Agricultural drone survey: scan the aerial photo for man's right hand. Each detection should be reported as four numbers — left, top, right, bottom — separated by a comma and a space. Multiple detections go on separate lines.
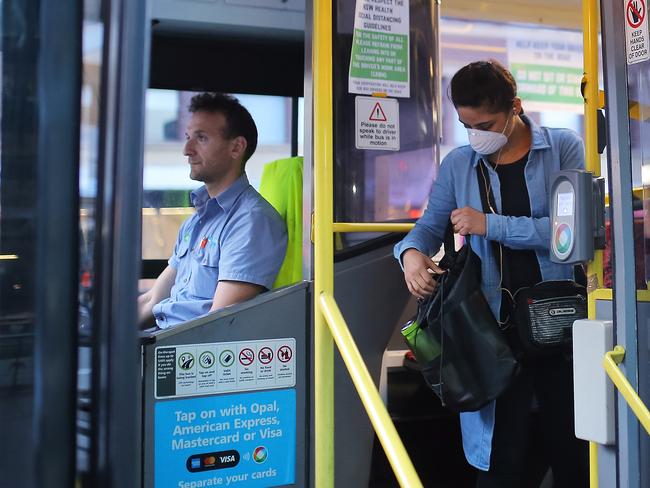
138, 291, 154, 326
402, 248, 445, 299
136, 265, 177, 328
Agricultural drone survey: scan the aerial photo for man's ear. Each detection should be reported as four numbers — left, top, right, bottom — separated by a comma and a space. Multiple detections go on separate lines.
231, 136, 248, 161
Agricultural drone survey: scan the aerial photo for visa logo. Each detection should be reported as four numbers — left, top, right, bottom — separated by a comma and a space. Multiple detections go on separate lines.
220, 455, 236, 463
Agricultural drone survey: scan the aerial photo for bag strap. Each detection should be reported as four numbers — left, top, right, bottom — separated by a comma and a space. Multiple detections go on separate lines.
476, 160, 513, 293
437, 221, 457, 271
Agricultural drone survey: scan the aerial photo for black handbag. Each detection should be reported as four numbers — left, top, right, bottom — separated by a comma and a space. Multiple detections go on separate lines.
512, 280, 587, 355
401, 223, 519, 413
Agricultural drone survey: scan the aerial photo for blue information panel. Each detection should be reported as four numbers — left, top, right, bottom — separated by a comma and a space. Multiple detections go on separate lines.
155, 389, 296, 487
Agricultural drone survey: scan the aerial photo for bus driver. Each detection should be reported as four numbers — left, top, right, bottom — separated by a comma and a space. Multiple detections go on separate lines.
138, 93, 287, 329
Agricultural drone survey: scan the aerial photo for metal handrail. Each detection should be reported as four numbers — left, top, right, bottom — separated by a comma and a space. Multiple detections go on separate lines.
603, 346, 650, 436
319, 293, 423, 488
583, 0, 603, 291
332, 223, 415, 233
582, 1, 602, 486
312, 0, 335, 484
312, 0, 423, 485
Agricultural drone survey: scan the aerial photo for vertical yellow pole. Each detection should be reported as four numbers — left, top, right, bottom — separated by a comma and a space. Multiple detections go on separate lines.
583, 1, 601, 487
589, 440, 599, 488
583, 0, 603, 290
313, 0, 335, 486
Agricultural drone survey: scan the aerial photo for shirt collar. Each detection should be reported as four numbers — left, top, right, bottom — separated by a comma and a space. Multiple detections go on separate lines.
471, 114, 551, 167
190, 173, 250, 211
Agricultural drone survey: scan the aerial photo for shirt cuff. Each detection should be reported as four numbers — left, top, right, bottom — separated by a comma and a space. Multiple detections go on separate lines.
485, 213, 504, 242
394, 241, 425, 270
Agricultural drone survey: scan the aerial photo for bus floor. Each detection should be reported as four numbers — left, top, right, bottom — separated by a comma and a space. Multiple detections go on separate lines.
369, 368, 554, 488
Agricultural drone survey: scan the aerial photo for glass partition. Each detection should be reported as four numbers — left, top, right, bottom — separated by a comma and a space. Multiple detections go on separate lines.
0, 1, 40, 485
142, 90, 303, 261
332, 12, 602, 251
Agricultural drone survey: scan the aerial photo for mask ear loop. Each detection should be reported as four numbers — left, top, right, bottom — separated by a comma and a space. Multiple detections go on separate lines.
483, 111, 514, 202
479, 160, 514, 329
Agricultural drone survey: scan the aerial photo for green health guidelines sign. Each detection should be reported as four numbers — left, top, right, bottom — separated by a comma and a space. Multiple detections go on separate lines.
349, 0, 410, 98
349, 30, 409, 83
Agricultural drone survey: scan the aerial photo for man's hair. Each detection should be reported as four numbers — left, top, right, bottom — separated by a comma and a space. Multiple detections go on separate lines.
449, 60, 517, 114
189, 93, 258, 164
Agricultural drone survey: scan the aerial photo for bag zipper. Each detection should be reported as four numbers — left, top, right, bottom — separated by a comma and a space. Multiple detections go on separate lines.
528, 295, 585, 305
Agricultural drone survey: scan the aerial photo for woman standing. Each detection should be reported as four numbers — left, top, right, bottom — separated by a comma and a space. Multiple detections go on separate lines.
394, 61, 588, 487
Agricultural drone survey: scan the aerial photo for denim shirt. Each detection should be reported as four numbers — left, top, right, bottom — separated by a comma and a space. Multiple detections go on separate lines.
153, 174, 287, 329
394, 116, 585, 470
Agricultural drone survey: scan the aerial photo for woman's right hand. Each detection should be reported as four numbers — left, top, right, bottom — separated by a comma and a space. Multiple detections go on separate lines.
402, 248, 446, 299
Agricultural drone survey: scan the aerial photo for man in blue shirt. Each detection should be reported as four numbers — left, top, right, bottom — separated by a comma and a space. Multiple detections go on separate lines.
138, 93, 287, 329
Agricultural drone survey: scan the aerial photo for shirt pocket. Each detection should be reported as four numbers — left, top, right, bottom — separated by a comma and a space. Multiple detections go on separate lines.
176, 240, 190, 259
188, 246, 220, 299
170, 240, 190, 269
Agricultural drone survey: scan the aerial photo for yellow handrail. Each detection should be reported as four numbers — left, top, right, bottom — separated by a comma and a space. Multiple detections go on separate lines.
319, 292, 424, 488
603, 346, 650, 435
589, 442, 598, 488
582, 0, 603, 292
332, 223, 415, 233
582, 2, 601, 485
313, 0, 335, 485
312, 0, 424, 484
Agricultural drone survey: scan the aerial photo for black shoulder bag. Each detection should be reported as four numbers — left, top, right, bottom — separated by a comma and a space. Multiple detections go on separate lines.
401, 222, 519, 413
476, 159, 587, 356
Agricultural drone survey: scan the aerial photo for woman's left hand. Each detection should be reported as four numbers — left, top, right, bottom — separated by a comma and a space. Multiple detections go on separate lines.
450, 207, 486, 236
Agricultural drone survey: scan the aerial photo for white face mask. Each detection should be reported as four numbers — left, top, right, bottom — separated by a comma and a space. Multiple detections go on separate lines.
467, 114, 512, 155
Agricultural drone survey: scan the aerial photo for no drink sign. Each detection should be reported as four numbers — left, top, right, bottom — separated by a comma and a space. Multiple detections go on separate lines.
625, 0, 649, 64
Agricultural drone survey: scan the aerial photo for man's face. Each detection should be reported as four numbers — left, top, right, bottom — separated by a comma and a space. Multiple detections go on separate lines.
183, 111, 244, 184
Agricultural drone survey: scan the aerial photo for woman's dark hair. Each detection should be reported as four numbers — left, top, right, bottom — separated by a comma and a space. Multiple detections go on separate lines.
449, 60, 517, 114
189, 92, 258, 163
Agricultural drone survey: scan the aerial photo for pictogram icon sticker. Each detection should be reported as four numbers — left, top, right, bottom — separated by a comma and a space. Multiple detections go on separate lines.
278, 345, 293, 363
178, 352, 195, 370
239, 348, 254, 366
199, 351, 215, 368
258, 347, 274, 365
627, 0, 646, 29
219, 349, 235, 367
369, 102, 387, 121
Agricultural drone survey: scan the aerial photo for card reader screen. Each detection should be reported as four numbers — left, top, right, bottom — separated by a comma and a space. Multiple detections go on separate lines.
557, 192, 574, 216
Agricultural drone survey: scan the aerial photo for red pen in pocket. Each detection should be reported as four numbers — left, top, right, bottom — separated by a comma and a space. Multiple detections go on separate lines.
200, 237, 208, 249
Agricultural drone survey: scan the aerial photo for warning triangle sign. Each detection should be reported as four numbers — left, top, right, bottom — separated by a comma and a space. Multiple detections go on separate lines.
369, 102, 387, 122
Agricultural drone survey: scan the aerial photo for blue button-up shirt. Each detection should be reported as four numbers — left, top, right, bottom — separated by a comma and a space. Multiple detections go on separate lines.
394, 116, 585, 470
153, 174, 287, 329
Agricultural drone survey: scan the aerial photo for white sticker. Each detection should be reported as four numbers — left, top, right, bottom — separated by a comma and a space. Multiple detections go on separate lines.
155, 338, 296, 399
355, 96, 400, 151
348, 0, 410, 98
625, 0, 650, 64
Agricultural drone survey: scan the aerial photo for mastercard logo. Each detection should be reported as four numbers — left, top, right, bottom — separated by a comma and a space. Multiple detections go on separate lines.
203, 456, 216, 466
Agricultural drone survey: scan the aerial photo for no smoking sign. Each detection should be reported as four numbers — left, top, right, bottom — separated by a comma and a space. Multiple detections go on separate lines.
625, 0, 650, 64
